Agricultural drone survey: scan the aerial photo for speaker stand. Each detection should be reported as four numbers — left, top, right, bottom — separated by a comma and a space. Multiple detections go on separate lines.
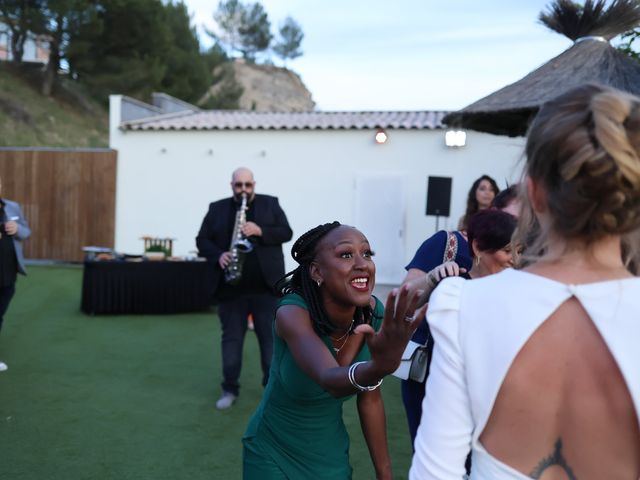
435, 215, 440, 232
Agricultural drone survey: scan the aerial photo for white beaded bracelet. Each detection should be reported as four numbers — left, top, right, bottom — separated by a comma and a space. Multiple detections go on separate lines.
348, 361, 383, 392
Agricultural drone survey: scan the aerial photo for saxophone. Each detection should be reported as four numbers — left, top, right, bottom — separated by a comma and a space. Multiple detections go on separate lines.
224, 193, 254, 285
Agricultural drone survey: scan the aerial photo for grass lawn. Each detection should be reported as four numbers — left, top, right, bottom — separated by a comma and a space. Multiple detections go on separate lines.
0, 266, 414, 479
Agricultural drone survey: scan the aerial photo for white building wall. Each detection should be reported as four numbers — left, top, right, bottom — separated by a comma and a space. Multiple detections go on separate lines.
110, 96, 525, 283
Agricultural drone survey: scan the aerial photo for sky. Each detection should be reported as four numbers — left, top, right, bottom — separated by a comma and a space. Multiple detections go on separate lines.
182, 1, 609, 112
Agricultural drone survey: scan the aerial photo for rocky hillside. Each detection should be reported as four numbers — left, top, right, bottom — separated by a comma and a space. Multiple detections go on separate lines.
203, 60, 315, 112
0, 64, 109, 148
0, 60, 315, 148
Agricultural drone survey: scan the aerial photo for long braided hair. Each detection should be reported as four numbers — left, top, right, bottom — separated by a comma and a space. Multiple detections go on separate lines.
275, 221, 378, 337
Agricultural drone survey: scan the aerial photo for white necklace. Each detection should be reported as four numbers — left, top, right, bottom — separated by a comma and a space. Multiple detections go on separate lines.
331, 318, 355, 353
332, 336, 349, 353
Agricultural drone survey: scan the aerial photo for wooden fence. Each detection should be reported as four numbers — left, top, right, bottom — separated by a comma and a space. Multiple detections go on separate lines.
0, 148, 117, 262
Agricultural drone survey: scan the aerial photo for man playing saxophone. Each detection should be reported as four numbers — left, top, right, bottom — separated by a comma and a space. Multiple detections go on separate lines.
197, 167, 293, 410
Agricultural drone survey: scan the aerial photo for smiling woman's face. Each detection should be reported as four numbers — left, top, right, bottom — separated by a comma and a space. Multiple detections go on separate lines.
311, 225, 376, 308
479, 244, 515, 275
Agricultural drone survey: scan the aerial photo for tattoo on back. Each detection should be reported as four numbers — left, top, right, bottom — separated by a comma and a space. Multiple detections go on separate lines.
530, 439, 577, 479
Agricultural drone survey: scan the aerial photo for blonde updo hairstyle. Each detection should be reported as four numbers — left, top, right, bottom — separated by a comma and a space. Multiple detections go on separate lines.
515, 84, 640, 273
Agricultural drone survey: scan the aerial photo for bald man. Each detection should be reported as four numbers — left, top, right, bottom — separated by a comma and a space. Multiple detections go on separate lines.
197, 167, 292, 410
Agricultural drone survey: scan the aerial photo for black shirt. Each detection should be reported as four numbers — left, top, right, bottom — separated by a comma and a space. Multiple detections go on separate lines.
0, 200, 18, 287
216, 197, 270, 300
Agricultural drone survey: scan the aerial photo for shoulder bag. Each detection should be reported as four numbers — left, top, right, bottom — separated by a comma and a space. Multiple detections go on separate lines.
392, 232, 457, 383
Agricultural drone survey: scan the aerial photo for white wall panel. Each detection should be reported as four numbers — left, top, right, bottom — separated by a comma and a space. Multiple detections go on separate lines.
110, 96, 524, 282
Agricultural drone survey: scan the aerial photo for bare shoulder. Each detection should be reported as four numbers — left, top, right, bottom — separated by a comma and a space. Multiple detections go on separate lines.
275, 304, 315, 339
524, 263, 636, 283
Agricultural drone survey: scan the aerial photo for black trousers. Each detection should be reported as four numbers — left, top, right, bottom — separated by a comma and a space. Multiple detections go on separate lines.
0, 284, 16, 332
217, 292, 276, 396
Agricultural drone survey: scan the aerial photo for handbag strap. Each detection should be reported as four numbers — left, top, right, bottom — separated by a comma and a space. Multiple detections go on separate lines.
442, 231, 458, 264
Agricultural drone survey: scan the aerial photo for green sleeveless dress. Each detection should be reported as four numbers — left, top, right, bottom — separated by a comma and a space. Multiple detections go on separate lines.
242, 293, 384, 479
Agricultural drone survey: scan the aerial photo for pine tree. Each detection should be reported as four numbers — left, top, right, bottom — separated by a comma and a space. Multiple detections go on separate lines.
208, 0, 272, 61
160, 1, 212, 103
237, 2, 271, 61
207, 0, 244, 57
273, 16, 303, 65
65, 0, 171, 101
40, 0, 97, 96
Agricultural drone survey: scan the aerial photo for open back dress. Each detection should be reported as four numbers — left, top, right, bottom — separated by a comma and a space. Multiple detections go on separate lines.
410, 268, 640, 479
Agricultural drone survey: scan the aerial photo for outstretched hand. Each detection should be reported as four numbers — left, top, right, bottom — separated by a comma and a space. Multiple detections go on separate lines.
354, 286, 427, 377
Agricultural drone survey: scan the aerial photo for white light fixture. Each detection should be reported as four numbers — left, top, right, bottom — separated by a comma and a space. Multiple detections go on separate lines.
374, 128, 388, 144
445, 130, 466, 148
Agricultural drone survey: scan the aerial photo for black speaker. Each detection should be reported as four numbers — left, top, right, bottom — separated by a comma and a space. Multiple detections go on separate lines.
426, 176, 452, 217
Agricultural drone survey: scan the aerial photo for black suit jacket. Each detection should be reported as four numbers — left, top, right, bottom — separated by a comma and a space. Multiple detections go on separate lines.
196, 194, 293, 298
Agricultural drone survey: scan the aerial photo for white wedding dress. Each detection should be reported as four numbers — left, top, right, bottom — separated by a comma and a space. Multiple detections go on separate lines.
409, 268, 640, 479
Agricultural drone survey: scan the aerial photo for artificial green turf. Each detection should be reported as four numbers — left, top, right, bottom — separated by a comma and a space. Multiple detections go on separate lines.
0, 266, 414, 479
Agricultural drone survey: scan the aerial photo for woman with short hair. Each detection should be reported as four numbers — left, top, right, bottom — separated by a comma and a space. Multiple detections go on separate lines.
401, 208, 518, 448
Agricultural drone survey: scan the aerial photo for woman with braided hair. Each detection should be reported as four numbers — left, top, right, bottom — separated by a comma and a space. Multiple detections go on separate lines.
243, 222, 424, 479
411, 83, 640, 479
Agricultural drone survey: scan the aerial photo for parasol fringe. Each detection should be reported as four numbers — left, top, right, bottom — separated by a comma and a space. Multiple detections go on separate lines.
539, 0, 640, 41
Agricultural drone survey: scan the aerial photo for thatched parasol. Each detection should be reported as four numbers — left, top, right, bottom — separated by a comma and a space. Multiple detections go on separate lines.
443, 0, 640, 137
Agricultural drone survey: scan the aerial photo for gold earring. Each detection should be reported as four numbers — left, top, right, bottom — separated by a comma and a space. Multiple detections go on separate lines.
316, 279, 322, 287
475, 255, 481, 267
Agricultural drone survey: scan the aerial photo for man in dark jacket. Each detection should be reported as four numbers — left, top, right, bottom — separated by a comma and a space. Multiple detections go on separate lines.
0, 176, 31, 372
196, 167, 292, 410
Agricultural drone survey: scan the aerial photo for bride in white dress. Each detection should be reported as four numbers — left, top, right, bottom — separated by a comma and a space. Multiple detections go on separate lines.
410, 84, 640, 479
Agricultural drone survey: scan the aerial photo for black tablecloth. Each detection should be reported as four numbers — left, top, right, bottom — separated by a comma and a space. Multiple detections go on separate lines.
81, 260, 214, 314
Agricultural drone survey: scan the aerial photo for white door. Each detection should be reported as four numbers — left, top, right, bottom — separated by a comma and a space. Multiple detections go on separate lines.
354, 173, 406, 285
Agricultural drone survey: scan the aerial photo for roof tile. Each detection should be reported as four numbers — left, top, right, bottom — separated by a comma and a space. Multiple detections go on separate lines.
121, 110, 448, 131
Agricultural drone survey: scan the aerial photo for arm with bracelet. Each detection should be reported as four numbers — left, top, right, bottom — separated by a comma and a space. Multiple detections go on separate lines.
242, 223, 426, 480
277, 285, 425, 397
399, 230, 472, 448
403, 231, 470, 307
410, 260, 468, 307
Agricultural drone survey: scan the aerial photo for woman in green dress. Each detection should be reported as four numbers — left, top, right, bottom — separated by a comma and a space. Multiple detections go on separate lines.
243, 222, 424, 479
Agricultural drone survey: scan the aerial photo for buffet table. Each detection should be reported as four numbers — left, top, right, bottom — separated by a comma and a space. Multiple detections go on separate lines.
81, 260, 214, 314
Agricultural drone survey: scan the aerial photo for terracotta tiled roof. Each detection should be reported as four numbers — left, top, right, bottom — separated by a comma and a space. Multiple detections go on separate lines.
121, 110, 448, 131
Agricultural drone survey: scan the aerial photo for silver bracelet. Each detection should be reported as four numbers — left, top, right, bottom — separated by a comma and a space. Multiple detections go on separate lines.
348, 361, 383, 392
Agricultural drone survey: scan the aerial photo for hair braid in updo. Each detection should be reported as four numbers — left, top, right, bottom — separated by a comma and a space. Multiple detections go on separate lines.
275, 221, 378, 336
516, 83, 640, 272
